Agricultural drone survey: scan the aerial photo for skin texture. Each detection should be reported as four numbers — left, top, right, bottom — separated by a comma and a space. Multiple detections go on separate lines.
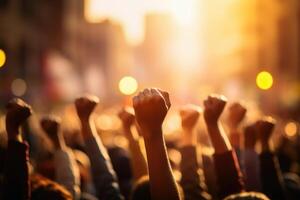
118, 107, 148, 181
6, 98, 32, 142
179, 104, 202, 146
203, 95, 232, 154
4, 98, 32, 200
40, 116, 65, 149
75, 95, 124, 200
133, 88, 181, 200
255, 117, 276, 152
226, 102, 247, 148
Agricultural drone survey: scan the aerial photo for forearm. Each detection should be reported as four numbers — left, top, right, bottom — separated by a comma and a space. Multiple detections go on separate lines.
3, 140, 30, 200
125, 130, 148, 181
206, 122, 231, 154
81, 120, 124, 200
144, 128, 181, 200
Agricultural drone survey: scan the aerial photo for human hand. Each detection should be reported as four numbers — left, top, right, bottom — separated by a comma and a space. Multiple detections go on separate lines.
203, 95, 227, 126
118, 107, 135, 132
133, 88, 171, 139
227, 102, 247, 130
5, 98, 32, 141
75, 95, 99, 122
40, 115, 63, 148
179, 104, 202, 132
255, 117, 276, 146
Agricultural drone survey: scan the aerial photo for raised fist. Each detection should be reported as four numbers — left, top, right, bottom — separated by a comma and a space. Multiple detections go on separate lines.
118, 107, 135, 131
227, 102, 247, 129
179, 104, 202, 131
244, 123, 257, 149
75, 95, 99, 120
203, 95, 227, 125
133, 88, 171, 138
6, 98, 32, 140
255, 117, 276, 144
40, 115, 62, 146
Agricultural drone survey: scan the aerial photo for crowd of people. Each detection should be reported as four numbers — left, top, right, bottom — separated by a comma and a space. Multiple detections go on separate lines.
0, 88, 299, 200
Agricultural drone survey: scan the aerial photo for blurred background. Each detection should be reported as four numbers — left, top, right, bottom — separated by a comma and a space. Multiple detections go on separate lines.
0, 0, 299, 137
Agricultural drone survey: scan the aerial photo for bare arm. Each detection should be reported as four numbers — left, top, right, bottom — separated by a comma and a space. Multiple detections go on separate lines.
133, 88, 181, 200
203, 95, 244, 198
118, 107, 148, 181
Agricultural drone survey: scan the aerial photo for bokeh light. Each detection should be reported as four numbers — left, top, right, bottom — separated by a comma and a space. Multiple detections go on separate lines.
284, 122, 298, 137
256, 71, 273, 90
119, 76, 138, 95
0, 49, 6, 68
11, 78, 27, 96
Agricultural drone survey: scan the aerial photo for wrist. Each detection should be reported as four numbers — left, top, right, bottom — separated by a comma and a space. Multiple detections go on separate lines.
181, 130, 196, 146
142, 126, 163, 141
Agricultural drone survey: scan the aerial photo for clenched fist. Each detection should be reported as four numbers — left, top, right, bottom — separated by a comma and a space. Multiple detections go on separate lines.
203, 95, 227, 125
256, 117, 276, 145
6, 98, 32, 140
75, 95, 99, 121
227, 102, 247, 129
133, 88, 171, 138
40, 115, 63, 148
179, 104, 201, 132
118, 107, 135, 131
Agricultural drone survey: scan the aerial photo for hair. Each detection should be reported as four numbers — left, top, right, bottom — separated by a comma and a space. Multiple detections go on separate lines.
108, 146, 133, 199
131, 175, 184, 200
131, 176, 151, 200
30, 174, 73, 200
224, 192, 270, 200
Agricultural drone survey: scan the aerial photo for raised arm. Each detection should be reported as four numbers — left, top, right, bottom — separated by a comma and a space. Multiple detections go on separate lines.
226, 102, 247, 150
256, 118, 287, 200
3, 98, 32, 200
133, 88, 181, 200
243, 123, 262, 192
75, 95, 124, 200
118, 107, 148, 181
203, 95, 244, 198
179, 105, 212, 200
41, 115, 81, 199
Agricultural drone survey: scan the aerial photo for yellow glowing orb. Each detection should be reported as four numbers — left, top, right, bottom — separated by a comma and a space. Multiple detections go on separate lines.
256, 71, 273, 90
284, 122, 298, 137
119, 76, 138, 95
0, 49, 6, 68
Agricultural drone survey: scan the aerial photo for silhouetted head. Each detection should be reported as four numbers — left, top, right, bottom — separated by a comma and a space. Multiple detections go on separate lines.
131, 176, 151, 200
224, 192, 270, 200
30, 174, 72, 200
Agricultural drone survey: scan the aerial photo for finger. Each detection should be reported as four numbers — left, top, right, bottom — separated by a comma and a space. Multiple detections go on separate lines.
157, 89, 171, 108
151, 88, 164, 104
133, 96, 139, 108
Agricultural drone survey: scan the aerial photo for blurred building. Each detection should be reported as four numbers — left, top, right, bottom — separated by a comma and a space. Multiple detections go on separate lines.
0, 0, 131, 108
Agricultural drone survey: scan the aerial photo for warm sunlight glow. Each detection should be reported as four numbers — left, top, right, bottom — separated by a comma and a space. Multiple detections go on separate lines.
256, 71, 273, 90
84, 0, 198, 45
0, 49, 6, 68
285, 122, 298, 137
170, 0, 197, 27
119, 76, 138, 95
